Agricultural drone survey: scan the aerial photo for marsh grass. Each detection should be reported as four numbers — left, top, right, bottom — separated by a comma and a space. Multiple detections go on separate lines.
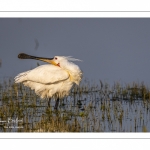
0, 78, 150, 132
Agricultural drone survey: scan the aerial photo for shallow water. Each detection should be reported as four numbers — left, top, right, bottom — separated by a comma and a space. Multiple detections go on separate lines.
0, 81, 150, 132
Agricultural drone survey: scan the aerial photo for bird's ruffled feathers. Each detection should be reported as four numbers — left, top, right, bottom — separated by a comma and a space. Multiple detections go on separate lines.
63, 56, 82, 62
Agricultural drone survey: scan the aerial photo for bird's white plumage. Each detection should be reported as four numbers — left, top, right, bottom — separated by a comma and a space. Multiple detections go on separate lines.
15, 64, 69, 84
15, 56, 82, 100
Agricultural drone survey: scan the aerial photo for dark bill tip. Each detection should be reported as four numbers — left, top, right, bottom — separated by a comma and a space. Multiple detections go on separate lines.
18, 53, 30, 59
18, 53, 54, 61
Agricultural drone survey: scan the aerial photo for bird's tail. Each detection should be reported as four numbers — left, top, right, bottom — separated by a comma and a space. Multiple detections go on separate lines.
14, 71, 30, 83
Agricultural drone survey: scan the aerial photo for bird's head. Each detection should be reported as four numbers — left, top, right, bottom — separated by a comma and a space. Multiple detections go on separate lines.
51, 56, 67, 67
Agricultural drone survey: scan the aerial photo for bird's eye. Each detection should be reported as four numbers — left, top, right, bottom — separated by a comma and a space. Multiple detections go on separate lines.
55, 57, 57, 60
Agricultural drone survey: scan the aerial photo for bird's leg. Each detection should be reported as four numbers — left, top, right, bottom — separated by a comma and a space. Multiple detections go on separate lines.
48, 98, 51, 107
54, 98, 59, 110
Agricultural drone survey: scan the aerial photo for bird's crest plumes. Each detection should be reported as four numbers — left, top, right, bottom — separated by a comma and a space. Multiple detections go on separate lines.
63, 56, 82, 62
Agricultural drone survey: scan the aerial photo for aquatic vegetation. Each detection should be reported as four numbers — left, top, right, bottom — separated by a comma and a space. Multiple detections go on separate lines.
0, 78, 150, 132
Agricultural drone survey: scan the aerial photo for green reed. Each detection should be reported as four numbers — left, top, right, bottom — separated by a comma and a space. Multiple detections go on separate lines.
0, 78, 150, 132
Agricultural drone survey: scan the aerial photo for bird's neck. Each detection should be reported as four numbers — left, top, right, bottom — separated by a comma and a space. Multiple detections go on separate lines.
61, 62, 82, 85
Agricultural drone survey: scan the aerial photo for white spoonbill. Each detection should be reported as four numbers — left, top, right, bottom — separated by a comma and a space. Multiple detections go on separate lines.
15, 53, 82, 110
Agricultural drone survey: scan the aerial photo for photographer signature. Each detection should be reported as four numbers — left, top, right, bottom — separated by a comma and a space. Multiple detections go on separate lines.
0, 117, 23, 128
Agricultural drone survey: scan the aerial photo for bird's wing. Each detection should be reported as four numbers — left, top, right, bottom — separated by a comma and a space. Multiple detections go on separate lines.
15, 64, 69, 84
